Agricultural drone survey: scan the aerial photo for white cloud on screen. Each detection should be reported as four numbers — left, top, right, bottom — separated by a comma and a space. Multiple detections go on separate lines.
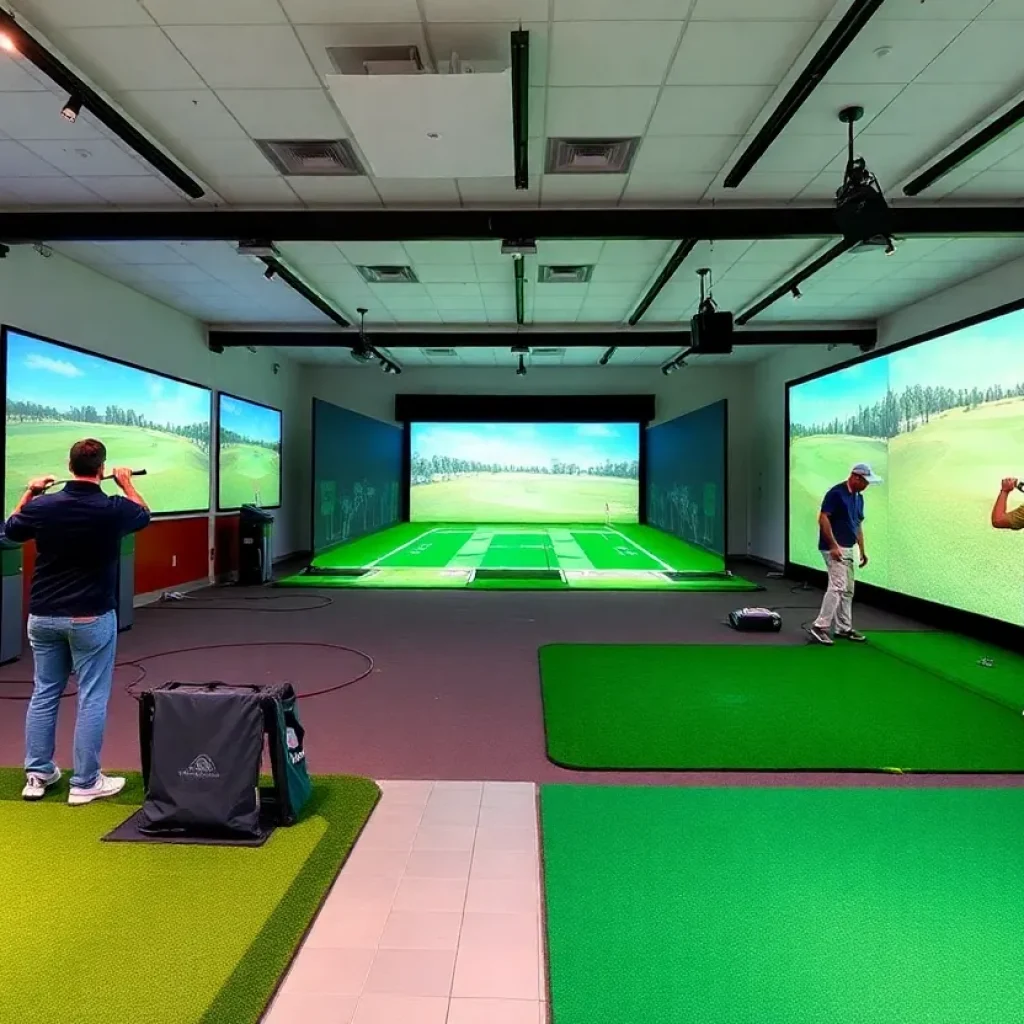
576, 424, 614, 437
24, 354, 82, 378
415, 427, 610, 469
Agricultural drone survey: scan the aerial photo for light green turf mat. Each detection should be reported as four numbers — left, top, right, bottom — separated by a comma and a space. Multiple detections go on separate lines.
539, 639, 1024, 772
541, 785, 1024, 1024
0, 768, 378, 1024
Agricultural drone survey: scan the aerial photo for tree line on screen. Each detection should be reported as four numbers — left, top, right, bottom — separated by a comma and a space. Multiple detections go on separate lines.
220, 427, 281, 453
791, 381, 1024, 440
6, 400, 210, 451
410, 453, 639, 482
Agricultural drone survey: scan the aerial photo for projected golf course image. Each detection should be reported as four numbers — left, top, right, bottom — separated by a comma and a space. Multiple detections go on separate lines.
789, 309, 1024, 626
218, 394, 281, 509
410, 422, 640, 522
4, 330, 210, 515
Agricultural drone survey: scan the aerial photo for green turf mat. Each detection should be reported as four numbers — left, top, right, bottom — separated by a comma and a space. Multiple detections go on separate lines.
869, 631, 1024, 712
539, 643, 1024, 772
612, 523, 726, 571
541, 785, 1024, 1024
376, 529, 473, 567
570, 530, 662, 570
311, 522, 427, 568
0, 768, 378, 1024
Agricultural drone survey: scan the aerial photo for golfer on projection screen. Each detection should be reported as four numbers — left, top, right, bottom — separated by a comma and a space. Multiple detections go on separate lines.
807, 463, 880, 646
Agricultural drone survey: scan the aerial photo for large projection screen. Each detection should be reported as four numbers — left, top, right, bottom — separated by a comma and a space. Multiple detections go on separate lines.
4, 327, 211, 516
217, 393, 282, 510
787, 304, 1024, 626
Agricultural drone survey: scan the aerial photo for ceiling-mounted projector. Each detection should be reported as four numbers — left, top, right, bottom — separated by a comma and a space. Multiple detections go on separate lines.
833, 106, 892, 245
688, 267, 733, 355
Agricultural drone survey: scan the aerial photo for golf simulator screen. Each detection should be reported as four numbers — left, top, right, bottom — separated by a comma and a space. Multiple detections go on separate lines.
788, 304, 1024, 626
4, 328, 211, 515
217, 394, 282, 510
409, 421, 640, 523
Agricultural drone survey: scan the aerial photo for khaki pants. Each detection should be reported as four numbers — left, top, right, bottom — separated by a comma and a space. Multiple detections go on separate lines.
813, 547, 854, 633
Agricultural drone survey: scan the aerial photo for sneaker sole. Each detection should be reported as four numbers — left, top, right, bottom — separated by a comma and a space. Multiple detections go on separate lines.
22, 770, 61, 801
68, 782, 126, 806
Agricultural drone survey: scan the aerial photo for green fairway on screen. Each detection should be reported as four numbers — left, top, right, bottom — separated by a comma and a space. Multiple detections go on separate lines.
409, 422, 640, 523
218, 394, 281, 509
788, 306, 1024, 626
4, 330, 211, 516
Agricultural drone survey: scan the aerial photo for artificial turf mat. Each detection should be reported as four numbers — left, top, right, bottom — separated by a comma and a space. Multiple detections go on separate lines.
539, 639, 1024, 772
540, 785, 1024, 1024
0, 768, 379, 1024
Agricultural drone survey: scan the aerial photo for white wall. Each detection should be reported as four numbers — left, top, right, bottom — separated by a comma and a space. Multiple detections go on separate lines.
303, 361, 756, 553
0, 247, 307, 557
750, 256, 1024, 566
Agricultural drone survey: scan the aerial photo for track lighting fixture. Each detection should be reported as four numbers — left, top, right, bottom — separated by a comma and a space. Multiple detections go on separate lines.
884, 239, 896, 256
0, 32, 17, 54
0, 243, 9, 259
33, 243, 52, 258
60, 93, 82, 123
661, 348, 690, 376
791, 285, 802, 300
263, 265, 276, 281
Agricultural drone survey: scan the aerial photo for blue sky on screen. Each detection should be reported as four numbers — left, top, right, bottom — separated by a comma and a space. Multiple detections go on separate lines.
411, 422, 639, 468
6, 331, 209, 426
790, 356, 890, 426
220, 394, 281, 443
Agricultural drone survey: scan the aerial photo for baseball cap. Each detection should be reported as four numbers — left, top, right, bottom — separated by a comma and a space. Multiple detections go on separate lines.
851, 462, 882, 483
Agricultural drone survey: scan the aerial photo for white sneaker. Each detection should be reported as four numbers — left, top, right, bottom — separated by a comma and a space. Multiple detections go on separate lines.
68, 774, 126, 806
22, 767, 61, 801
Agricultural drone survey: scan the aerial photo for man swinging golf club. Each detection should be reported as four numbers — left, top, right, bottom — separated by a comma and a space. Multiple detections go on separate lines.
2, 439, 150, 804
807, 463, 880, 646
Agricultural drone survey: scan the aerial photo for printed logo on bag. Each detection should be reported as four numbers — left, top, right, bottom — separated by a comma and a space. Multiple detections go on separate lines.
179, 754, 220, 779
286, 727, 299, 750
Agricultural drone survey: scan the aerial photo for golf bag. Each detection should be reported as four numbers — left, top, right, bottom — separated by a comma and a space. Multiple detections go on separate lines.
138, 682, 313, 838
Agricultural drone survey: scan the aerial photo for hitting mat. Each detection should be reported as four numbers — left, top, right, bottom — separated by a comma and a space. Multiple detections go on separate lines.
0, 768, 379, 1024
541, 785, 1024, 1024
539, 637, 1024, 772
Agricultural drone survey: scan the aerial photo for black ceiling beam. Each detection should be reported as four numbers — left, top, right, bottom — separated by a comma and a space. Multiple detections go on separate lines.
514, 256, 525, 325
903, 95, 1024, 197
261, 255, 350, 327
208, 327, 876, 351
724, 0, 886, 189
0, 10, 204, 200
628, 238, 699, 326
736, 238, 856, 325
7, 206, 1024, 243
511, 30, 530, 190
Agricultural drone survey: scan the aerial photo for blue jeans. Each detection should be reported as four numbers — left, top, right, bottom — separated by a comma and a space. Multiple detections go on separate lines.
25, 612, 118, 789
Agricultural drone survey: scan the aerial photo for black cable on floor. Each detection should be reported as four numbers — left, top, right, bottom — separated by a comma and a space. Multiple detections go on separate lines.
146, 591, 334, 613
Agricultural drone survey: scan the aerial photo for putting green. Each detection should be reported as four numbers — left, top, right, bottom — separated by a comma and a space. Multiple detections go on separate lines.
541, 785, 1024, 1024
0, 769, 378, 1024
539, 636, 1024, 772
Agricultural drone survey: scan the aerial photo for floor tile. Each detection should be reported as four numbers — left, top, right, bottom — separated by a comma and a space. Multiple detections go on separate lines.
452, 943, 541, 1000
264, 991, 358, 1023
369, 803, 426, 827
305, 903, 391, 949
461, 912, 539, 950
363, 948, 457, 997
465, 876, 540, 915
404, 849, 473, 879
377, 780, 434, 806
358, 819, 421, 852
470, 848, 539, 882
478, 803, 538, 831
393, 875, 468, 913
279, 948, 376, 997
412, 825, 477, 852
482, 782, 534, 805
325, 875, 400, 908
447, 998, 544, 1024
432, 780, 483, 796
473, 826, 537, 853
351, 994, 449, 1024
340, 847, 410, 880
420, 800, 482, 827
379, 909, 462, 950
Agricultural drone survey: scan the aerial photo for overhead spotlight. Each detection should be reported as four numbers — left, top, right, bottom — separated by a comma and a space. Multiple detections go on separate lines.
0, 243, 9, 259
791, 285, 802, 300
263, 265, 277, 281
351, 307, 374, 364
33, 242, 52, 258
0, 32, 18, 55
884, 238, 897, 256
661, 353, 688, 376
60, 94, 82, 124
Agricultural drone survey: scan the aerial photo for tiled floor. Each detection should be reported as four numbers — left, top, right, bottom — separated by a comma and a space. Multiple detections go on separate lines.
265, 780, 547, 1024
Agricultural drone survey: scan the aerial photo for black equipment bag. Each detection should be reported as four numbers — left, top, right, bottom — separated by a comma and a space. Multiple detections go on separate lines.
139, 681, 313, 837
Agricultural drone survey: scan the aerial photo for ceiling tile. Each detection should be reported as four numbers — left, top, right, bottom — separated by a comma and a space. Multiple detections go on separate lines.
217, 89, 347, 139
864, 83, 1012, 137
376, 178, 461, 205
177, 139, 279, 178
62, 28, 205, 90
336, 241, 410, 264
0, 59, 48, 92
89, 241, 188, 264
21, 138, 148, 176
294, 23, 430, 78
692, 0, 835, 16
426, 22, 549, 83
536, 240, 605, 263
540, 174, 627, 204
0, 90, 107, 140
528, 86, 546, 138
601, 240, 672, 264
781, 83, 905, 136
457, 177, 541, 206
279, 242, 347, 264
142, 0, 288, 23
747, 133, 844, 173
287, 177, 382, 204
555, 0, 690, 17
950, 171, 1024, 199
405, 241, 476, 264
413, 264, 478, 283
79, 175, 185, 203
280, 0, 420, 21
710, 170, 815, 200
1, 177, 104, 204
647, 85, 773, 136
546, 87, 659, 137
826, 19, 967, 85
15, 0, 155, 27
422, 0, 548, 20
980, 0, 1024, 16
916, 21, 1024, 84
473, 262, 513, 283
121, 89, 248, 140
472, 241, 507, 264
164, 26, 320, 89
632, 135, 740, 176
590, 263, 660, 284
668, 21, 819, 86
209, 177, 300, 204
550, 21, 683, 87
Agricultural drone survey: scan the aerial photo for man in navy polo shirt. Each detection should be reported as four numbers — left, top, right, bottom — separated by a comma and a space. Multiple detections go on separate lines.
3, 439, 150, 804
807, 462, 879, 646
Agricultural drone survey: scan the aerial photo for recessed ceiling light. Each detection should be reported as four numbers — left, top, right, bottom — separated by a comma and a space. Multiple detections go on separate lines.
426, 132, 441, 140
874, 45, 892, 59
0, 33, 18, 54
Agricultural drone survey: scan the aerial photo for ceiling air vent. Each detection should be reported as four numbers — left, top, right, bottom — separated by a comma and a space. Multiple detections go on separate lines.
422, 348, 458, 357
546, 137, 640, 175
538, 265, 593, 284
356, 265, 419, 284
256, 139, 363, 177
530, 348, 565, 357
327, 45, 426, 76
